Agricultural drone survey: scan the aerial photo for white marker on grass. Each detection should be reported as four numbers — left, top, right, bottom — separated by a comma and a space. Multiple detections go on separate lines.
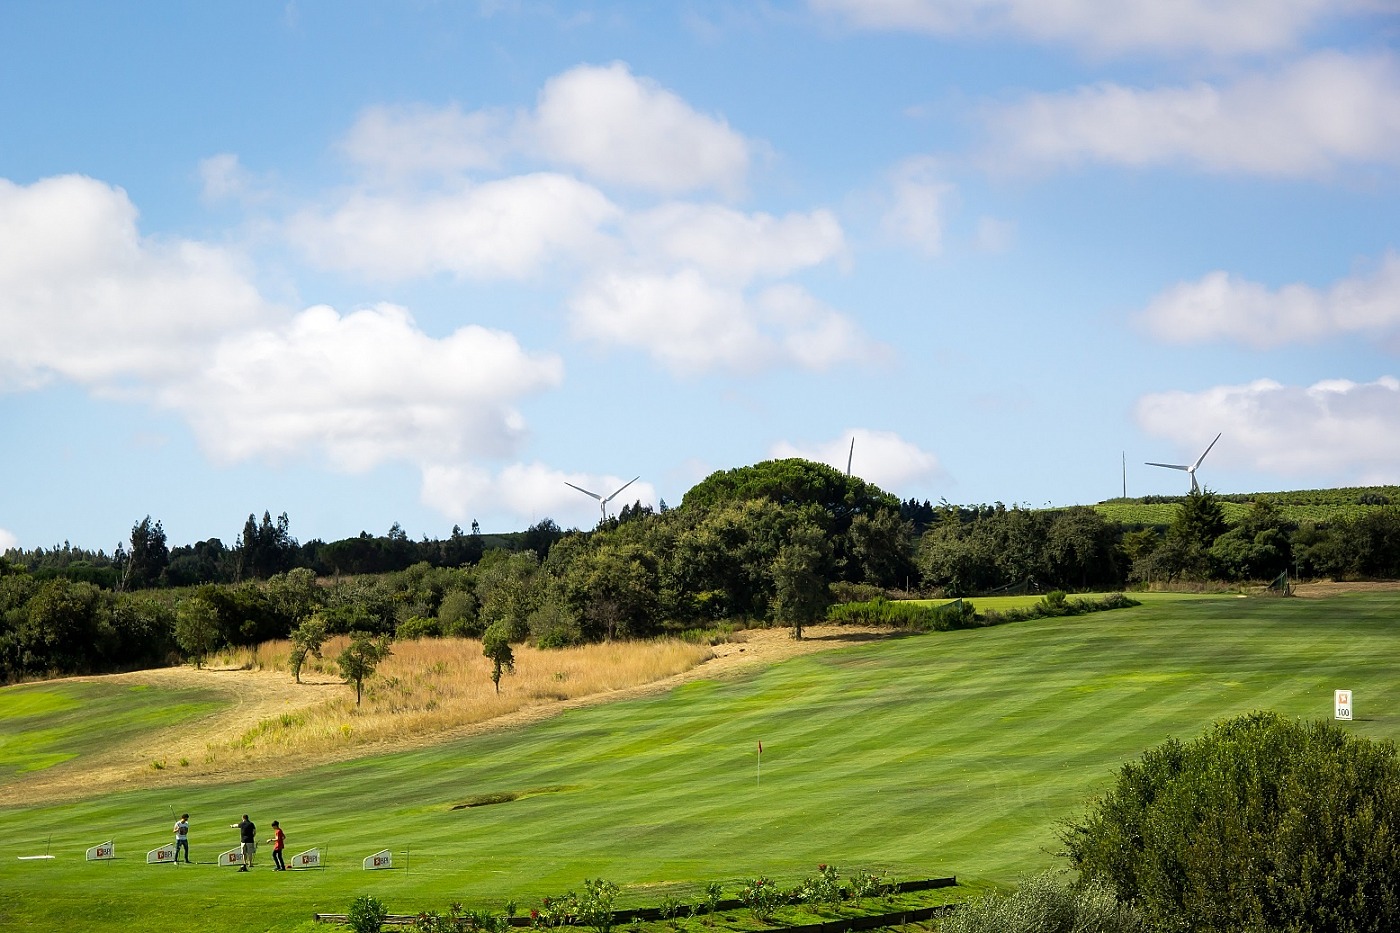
1336, 690, 1353, 721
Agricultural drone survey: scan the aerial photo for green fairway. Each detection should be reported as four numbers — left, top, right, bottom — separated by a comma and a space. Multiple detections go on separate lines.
0, 680, 224, 779
2, 593, 1398, 932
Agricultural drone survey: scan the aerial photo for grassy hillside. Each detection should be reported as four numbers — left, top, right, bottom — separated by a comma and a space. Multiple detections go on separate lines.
3, 591, 1399, 932
1093, 484, 1399, 527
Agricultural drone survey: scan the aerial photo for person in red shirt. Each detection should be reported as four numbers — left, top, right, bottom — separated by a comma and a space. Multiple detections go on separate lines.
266, 820, 286, 871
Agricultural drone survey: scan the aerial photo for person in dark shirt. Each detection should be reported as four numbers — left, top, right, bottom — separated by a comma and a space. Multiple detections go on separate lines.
230, 815, 256, 870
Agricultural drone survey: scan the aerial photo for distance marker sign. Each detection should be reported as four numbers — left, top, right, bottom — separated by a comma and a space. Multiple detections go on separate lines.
1336, 690, 1353, 720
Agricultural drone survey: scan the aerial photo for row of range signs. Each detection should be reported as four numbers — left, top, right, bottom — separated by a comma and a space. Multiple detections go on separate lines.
81, 844, 395, 868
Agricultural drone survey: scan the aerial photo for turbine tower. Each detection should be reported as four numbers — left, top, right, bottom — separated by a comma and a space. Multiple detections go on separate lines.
1146, 433, 1221, 494
565, 475, 640, 522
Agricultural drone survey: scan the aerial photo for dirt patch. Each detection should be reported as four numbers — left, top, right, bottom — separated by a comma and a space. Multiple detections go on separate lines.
5, 624, 896, 806
1291, 580, 1400, 598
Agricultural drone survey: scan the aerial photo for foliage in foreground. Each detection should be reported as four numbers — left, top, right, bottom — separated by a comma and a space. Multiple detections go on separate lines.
937, 873, 1142, 933
1063, 711, 1400, 933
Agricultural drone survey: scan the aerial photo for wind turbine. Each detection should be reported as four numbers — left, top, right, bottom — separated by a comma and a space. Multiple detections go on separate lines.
1146, 433, 1221, 494
565, 475, 640, 522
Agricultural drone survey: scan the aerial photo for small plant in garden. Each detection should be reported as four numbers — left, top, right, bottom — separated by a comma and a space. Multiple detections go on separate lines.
796, 863, 843, 908
530, 895, 570, 929
576, 878, 620, 933
347, 894, 390, 933
658, 896, 683, 930
413, 902, 511, 933
848, 869, 887, 905
737, 877, 785, 922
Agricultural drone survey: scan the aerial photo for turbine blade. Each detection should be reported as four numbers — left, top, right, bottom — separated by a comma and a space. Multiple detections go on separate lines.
603, 475, 640, 504
564, 481, 602, 501
1145, 462, 1189, 471
1192, 433, 1222, 471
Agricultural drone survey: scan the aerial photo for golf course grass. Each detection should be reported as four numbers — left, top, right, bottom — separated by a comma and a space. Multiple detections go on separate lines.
2, 591, 1398, 932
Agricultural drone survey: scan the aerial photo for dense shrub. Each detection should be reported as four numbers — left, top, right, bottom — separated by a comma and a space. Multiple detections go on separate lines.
827, 596, 977, 631
1063, 711, 1400, 933
939, 873, 1142, 933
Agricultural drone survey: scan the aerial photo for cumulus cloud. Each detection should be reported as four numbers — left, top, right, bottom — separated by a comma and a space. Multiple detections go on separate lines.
770, 428, 945, 492
1139, 252, 1400, 347
1135, 377, 1400, 482
421, 462, 659, 528
570, 271, 879, 373
0, 174, 570, 514
334, 63, 750, 196
0, 528, 18, 552
288, 173, 619, 280
811, 0, 1347, 56
983, 52, 1400, 177
164, 303, 563, 471
0, 175, 272, 391
528, 62, 751, 196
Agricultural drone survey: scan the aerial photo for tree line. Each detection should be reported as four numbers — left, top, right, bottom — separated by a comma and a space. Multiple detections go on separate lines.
3, 460, 1398, 682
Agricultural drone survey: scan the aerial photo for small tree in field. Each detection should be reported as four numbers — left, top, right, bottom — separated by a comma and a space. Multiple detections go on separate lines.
482, 621, 515, 694
288, 614, 328, 684
336, 632, 392, 706
1063, 710, 1400, 933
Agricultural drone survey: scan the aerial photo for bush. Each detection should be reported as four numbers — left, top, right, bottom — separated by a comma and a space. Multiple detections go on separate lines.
396, 615, 441, 640
1063, 711, 1400, 933
347, 894, 390, 933
939, 873, 1142, 933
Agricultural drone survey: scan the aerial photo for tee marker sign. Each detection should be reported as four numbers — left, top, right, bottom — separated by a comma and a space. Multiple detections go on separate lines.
363, 848, 392, 870
146, 843, 177, 864
86, 842, 115, 861
1335, 690, 1353, 721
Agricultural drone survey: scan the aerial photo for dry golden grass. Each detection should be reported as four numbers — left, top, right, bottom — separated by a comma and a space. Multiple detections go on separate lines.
206, 636, 713, 759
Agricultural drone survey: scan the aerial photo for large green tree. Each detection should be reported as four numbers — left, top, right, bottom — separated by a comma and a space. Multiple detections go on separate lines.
123, 516, 169, 590
680, 458, 899, 531
1064, 711, 1400, 933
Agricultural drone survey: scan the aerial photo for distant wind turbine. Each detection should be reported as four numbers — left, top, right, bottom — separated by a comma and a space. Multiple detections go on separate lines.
1146, 433, 1221, 494
565, 476, 640, 522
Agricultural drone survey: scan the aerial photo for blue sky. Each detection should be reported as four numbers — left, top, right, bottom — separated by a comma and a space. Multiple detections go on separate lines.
2, 1, 1398, 553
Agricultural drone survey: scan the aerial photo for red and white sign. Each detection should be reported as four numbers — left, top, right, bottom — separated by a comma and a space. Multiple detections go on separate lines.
86, 842, 115, 861
218, 846, 246, 867
147, 843, 177, 864
1336, 690, 1353, 720
289, 848, 322, 869
363, 849, 392, 870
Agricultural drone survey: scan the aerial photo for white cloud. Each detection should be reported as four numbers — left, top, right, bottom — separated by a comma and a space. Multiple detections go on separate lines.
770, 428, 945, 492
288, 173, 619, 280
1135, 376, 1400, 482
0, 528, 18, 552
570, 270, 880, 373
164, 303, 563, 472
528, 62, 751, 196
0, 175, 272, 391
420, 461, 658, 528
983, 52, 1400, 177
1139, 252, 1400, 347
339, 103, 507, 179
200, 153, 256, 204
881, 156, 954, 256
812, 0, 1347, 56
624, 203, 845, 282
